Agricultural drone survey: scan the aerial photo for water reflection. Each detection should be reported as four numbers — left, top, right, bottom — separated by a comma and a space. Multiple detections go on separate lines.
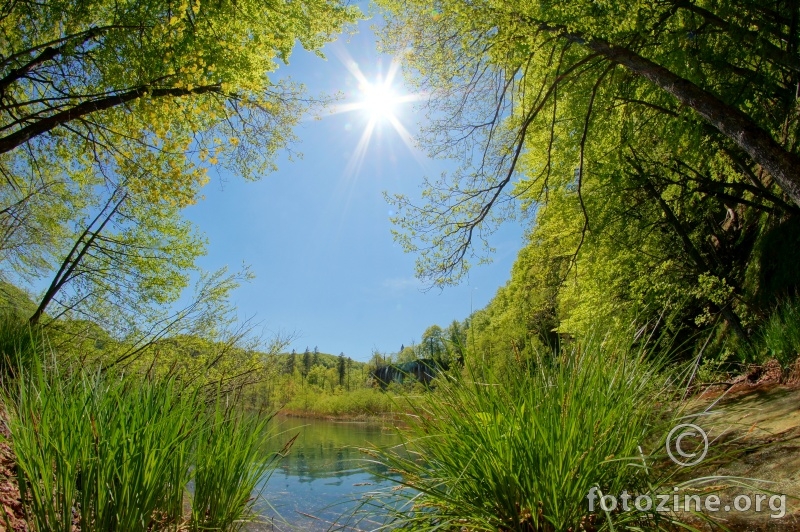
251, 416, 402, 531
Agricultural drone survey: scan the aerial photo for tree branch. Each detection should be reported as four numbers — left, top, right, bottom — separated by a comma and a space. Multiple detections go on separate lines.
578, 37, 800, 208
0, 83, 222, 155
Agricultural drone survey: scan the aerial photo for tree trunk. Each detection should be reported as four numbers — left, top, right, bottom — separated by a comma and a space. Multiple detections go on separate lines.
29, 192, 126, 326
638, 170, 750, 342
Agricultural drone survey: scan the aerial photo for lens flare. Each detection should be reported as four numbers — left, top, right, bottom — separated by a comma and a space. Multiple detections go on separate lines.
329, 48, 428, 176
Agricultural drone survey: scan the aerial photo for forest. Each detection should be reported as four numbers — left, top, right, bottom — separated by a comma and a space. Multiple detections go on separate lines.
0, 0, 798, 529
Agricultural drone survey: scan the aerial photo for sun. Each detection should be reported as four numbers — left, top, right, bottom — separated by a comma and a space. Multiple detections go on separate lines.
328, 51, 426, 175
359, 80, 399, 121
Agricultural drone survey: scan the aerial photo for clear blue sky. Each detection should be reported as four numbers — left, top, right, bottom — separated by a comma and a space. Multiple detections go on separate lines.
183, 15, 525, 362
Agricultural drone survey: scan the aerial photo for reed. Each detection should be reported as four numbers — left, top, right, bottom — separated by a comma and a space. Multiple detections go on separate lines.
367, 338, 685, 531
4, 338, 282, 531
190, 395, 283, 531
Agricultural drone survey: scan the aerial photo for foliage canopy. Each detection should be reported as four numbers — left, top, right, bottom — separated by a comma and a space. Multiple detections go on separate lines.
378, 0, 800, 354
0, 0, 359, 348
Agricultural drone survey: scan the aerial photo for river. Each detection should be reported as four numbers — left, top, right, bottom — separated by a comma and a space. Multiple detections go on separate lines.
250, 416, 404, 531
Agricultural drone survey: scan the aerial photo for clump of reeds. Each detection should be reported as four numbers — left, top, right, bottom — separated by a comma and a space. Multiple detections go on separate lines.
3, 328, 283, 532
366, 337, 686, 531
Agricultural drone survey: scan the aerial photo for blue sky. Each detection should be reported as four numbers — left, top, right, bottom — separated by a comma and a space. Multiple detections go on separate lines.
184, 15, 525, 361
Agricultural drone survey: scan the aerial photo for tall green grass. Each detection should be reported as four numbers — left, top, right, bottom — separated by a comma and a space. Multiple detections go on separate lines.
367, 339, 685, 531
750, 298, 800, 367
191, 396, 284, 531
3, 342, 284, 531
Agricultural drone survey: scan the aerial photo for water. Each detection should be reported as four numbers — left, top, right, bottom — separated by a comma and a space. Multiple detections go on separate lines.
251, 416, 404, 531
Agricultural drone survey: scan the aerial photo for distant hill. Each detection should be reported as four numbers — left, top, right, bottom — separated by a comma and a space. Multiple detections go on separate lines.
0, 279, 373, 379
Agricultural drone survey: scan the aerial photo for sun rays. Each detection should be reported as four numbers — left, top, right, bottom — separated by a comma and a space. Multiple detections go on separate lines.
329, 48, 424, 176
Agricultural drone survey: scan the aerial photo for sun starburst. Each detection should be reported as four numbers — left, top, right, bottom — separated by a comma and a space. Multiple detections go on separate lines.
329, 49, 425, 176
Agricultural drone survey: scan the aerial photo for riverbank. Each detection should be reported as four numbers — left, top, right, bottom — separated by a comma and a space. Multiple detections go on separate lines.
2, 369, 799, 531
273, 385, 416, 422
277, 408, 408, 424
0, 414, 26, 532
675, 380, 800, 530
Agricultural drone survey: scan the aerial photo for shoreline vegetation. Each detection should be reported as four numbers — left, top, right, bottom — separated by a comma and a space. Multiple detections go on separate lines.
0, 323, 285, 532
0, 273, 800, 530
0, 296, 799, 530
2, 0, 800, 529
275, 410, 406, 423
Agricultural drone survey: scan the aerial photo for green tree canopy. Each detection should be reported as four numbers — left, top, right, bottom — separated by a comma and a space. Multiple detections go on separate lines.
379, 0, 799, 288
1, 0, 358, 194
0, 0, 359, 353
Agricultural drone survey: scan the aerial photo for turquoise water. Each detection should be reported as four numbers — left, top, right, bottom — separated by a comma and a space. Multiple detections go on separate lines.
251, 416, 404, 531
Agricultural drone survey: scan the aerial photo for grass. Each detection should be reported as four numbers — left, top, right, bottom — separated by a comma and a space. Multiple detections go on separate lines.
365, 338, 690, 531
751, 298, 800, 367
191, 394, 285, 531
2, 329, 285, 532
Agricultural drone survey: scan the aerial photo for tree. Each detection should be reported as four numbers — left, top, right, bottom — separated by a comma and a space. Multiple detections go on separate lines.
379, 0, 800, 288
378, 0, 800, 346
0, 0, 359, 353
28, 185, 203, 327
1, 0, 359, 194
369, 350, 385, 372
286, 350, 297, 375
421, 325, 447, 363
302, 347, 312, 379
446, 320, 467, 362
396, 345, 417, 363
306, 364, 326, 387
312, 346, 320, 367
337, 352, 346, 387
5, 169, 266, 370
